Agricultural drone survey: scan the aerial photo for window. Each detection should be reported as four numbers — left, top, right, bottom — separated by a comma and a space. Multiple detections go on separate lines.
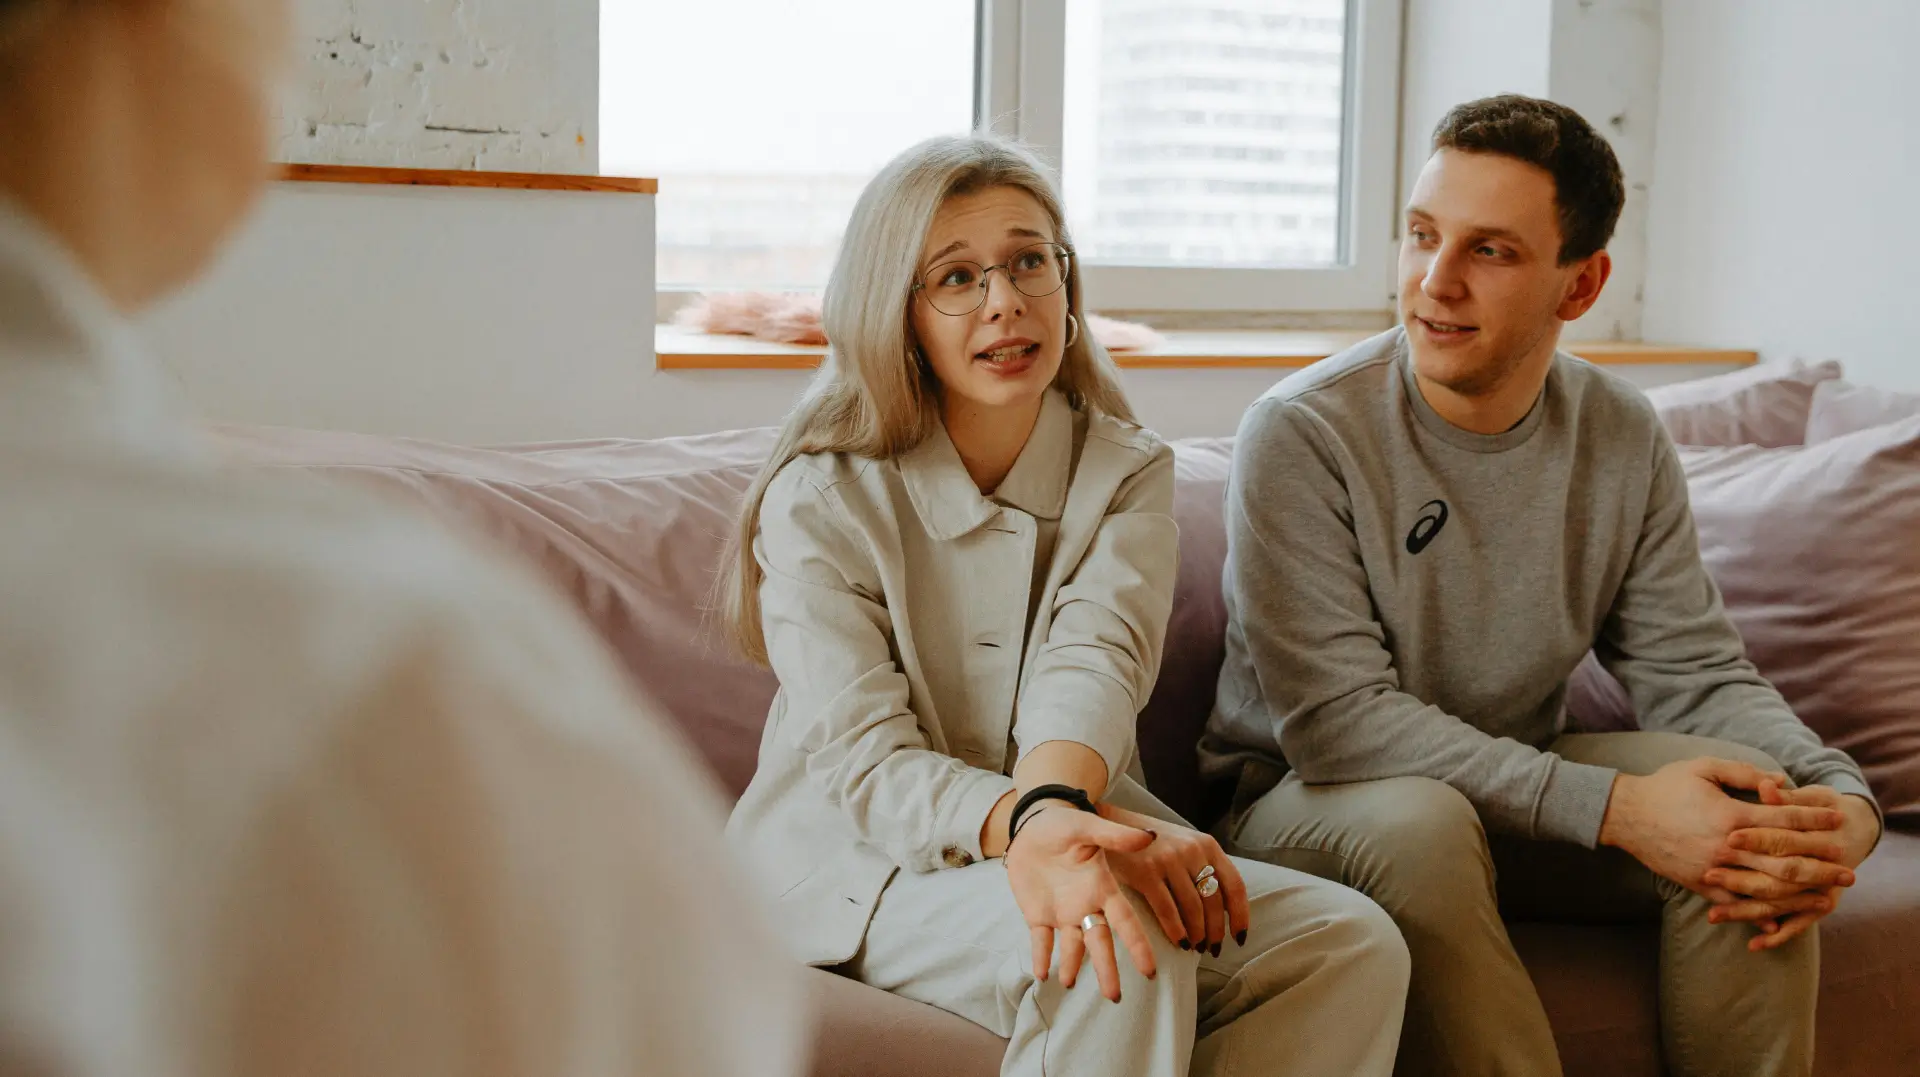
604, 0, 1400, 313
601, 1, 976, 291
1062, 0, 1348, 268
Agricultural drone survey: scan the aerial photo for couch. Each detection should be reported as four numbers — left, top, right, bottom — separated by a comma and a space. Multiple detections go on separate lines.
218, 371, 1920, 1077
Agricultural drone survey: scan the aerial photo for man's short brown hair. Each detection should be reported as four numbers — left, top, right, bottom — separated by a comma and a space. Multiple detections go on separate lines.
1432, 95, 1624, 265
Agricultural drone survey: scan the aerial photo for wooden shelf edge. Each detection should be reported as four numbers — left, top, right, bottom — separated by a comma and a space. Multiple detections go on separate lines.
274, 163, 658, 195
657, 350, 822, 371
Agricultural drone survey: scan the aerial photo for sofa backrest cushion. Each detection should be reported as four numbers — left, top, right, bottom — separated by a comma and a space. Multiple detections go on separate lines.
1806, 380, 1920, 444
217, 423, 784, 798
217, 425, 1249, 815
1139, 438, 1236, 824
1642, 360, 1843, 448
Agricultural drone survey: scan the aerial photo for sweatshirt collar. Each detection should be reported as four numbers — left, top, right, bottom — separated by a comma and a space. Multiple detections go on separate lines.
1395, 328, 1553, 454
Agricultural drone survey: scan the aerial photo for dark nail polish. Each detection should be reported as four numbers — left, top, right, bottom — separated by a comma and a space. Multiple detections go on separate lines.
1179, 940, 1191, 950
1235, 931, 1248, 947
1211, 943, 1222, 958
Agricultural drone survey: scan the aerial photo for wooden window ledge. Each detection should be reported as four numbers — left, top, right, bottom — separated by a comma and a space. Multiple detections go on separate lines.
274, 163, 657, 194
656, 326, 1756, 371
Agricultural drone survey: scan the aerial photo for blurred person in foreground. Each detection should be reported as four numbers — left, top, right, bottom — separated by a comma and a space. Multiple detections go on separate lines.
0, 2, 802, 1075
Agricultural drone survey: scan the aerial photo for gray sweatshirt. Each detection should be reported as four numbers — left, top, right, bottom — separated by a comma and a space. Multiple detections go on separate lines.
1201, 328, 1874, 847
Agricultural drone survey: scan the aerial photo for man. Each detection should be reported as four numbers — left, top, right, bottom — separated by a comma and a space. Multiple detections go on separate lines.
0, 1, 801, 1075
1201, 95, 1881, 1077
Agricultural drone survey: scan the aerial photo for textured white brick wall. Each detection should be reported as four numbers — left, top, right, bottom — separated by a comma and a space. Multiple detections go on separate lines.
275, 0, 598, 173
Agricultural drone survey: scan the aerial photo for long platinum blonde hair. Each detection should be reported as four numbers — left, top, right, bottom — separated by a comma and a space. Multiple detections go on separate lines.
715, 134, 1137, 664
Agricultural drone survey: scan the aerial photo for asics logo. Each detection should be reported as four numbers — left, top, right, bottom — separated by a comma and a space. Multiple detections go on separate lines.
1405, 500, 1450, 555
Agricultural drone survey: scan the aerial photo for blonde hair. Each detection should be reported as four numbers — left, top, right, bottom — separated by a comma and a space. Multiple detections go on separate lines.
714, 134, 1137, 664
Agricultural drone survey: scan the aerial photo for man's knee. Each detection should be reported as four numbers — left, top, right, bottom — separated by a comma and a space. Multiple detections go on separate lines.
1693, 738, 1786, 779
1560, 731, 1785, 782
1337, 778, 1496, 909
1343, 777, 1488, 860
1232, 777, 1493, 913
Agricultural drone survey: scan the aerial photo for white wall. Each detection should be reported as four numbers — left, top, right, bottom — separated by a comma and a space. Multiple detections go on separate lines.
277, 0, 598, 171
144, 182, 659, 444
1398, 0, 1660, 342
1398, 0, 1554, 205
139, 181, 1725, 445
1544, 0, 1661, 343
1643, 0, 1918, 391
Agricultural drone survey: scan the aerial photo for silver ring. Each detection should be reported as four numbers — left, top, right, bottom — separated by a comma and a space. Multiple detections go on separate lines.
1193, 864, 1216, 884
1198, 876, 1220, 898
1081, 912, 1108, 932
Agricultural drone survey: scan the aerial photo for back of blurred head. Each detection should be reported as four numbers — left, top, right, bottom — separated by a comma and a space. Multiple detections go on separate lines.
0, 0, 287, 310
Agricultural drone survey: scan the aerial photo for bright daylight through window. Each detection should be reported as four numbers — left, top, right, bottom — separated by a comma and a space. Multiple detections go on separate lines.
1061, 0, 1348, 269
602, 1, 1376, 305
601, 1, 975, 292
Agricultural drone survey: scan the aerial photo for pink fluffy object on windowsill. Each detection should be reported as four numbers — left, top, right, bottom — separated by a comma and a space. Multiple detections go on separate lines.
674, 291, 1166, 351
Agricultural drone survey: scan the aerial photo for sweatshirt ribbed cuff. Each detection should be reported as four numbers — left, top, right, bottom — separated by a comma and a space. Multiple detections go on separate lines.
1811, 771, 1876, 811
1811, 771, 1882, 850
1536, 759, 1620, 847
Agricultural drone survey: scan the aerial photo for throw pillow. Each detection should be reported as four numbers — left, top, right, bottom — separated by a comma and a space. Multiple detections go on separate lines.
1643, 360, 1843, 447
1806, 380, 1920, 444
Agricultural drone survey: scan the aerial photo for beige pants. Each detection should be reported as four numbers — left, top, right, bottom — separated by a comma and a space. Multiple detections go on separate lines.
844, 778, 1412, 1077
1222, 732, 1820, 1077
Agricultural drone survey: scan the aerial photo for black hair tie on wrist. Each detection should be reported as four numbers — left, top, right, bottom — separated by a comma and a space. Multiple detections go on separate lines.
1008, 784, 1097, 848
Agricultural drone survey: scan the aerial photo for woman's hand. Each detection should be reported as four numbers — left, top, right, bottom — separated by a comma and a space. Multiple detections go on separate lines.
1004, 805, 1158, 1002
1098, 803, 1251, 957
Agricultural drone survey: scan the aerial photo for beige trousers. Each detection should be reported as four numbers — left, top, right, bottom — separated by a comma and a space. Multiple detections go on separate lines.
844, 778, 1412, 1077
1222, 732, 1820, 1077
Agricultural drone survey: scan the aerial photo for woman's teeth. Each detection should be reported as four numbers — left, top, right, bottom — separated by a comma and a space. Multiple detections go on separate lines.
980, 344, 1035, 363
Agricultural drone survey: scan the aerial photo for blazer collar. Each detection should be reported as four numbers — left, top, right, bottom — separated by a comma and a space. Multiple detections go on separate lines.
901, 388, 1075, 541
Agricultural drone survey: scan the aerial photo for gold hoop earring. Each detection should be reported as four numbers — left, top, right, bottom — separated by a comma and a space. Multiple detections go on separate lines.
1065, 313, 1080, 348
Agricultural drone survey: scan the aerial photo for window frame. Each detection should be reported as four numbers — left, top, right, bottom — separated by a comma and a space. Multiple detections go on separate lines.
975, 0, 1403, 314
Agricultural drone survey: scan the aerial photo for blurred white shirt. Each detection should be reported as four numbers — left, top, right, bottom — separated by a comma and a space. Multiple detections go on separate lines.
0, 200, 804, 1077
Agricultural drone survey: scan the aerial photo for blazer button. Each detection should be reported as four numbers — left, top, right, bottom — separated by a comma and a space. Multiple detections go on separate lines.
942, 845, 975, 869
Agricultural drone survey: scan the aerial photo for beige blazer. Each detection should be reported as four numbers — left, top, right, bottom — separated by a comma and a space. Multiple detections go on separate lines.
727, 389, 1179, 966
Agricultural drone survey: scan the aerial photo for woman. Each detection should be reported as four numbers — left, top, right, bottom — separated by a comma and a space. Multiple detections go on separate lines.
0, 2, 800, 1075
722, 135, 1410, 1077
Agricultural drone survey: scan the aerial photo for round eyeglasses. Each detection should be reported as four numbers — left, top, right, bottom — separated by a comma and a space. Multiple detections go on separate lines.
911, 242, 1073, 317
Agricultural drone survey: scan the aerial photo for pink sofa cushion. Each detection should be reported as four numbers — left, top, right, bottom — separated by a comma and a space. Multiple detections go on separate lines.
216, 423, 784, 799
1568, 416, 1920, 824
1643, 360, 1843, 447
215, 424, 1243, 817
1137, 438, 1235, 824
1806, 380, 1920, 444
